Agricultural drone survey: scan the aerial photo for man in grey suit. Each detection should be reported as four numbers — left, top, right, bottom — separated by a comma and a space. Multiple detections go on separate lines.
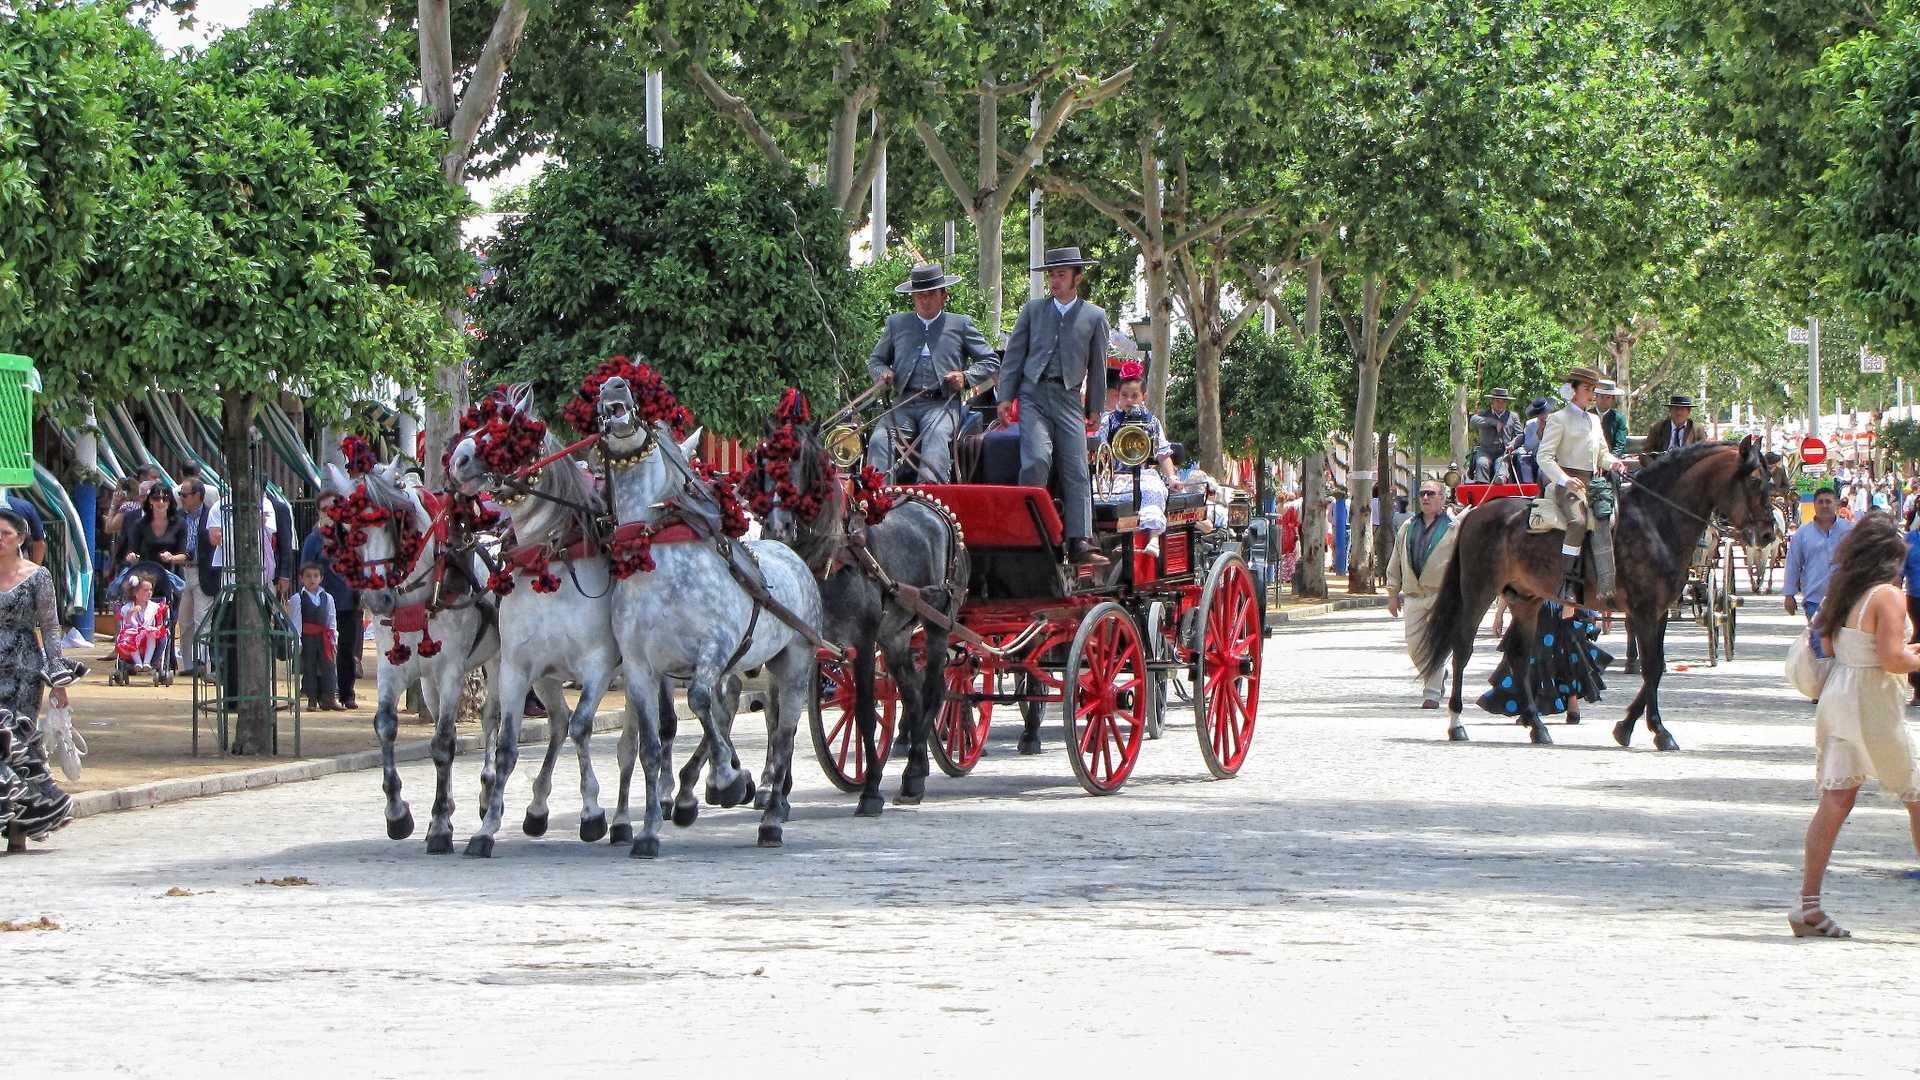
867, 262, 1000, 482
996, 246, 1110, 567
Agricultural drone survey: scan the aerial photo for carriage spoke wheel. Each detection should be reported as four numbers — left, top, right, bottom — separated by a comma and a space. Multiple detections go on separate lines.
1196, 553, 1261, 779
807, 653, 897, 794
1062, 604, 1147, 796
932, 661, 994, 778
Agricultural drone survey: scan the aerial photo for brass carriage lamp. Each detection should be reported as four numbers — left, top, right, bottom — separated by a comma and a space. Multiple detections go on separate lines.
1129, 315, 1153, 362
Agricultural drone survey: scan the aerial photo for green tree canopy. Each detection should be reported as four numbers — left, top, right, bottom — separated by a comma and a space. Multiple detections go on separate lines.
469, 140, 861, 437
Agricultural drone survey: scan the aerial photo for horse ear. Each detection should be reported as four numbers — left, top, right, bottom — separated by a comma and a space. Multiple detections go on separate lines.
678, 426, 703, 459
324, 462, 353, 496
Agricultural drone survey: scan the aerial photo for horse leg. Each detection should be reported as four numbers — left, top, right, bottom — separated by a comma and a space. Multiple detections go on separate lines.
658, 679, 679, 820
1617, 609, 1651, 746
476, 658, 500, 820
758, 642, 812, 848
465, 663, 528, 858
851, 640, 888, 817
1018, 668, 1045, 755
1509, 600, 1552, 745
519, 677, 570, 839
896, 626, 943, 805
1641, 617, 1679, 751
611, 697, 637, 844
422, 659, 466, 854
689, 652, 752, 809
373, 663, 413, 839
623, 667, 668, 859
566, 669, 613, 842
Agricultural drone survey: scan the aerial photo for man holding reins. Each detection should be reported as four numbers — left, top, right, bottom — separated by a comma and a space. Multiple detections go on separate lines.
866, 262, 1000, 483
1536, 365, 1628, 608
1467, 388, 1524, 483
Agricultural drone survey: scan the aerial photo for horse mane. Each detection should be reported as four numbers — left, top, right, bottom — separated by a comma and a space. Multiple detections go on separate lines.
536, 430, 599, 509
1628, 440, 1735, 493
363, 466, 420, 519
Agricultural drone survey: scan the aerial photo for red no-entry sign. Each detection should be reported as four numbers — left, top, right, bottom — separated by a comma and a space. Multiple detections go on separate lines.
1800, 436, 1828, 466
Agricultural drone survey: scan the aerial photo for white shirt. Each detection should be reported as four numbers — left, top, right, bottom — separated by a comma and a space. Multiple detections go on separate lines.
918, 313, 937, 357
208, 494, 278, 579
1052, 297, 1078, 317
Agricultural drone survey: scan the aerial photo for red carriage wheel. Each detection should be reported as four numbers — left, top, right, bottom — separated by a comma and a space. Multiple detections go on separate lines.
807, 652, 897, 793
1196, 553, 1261, 778
931, 660, 994, 777
1062, 603, 1148, 795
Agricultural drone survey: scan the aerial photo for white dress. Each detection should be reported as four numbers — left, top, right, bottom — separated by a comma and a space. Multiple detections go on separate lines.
1814, 585, 1920, 800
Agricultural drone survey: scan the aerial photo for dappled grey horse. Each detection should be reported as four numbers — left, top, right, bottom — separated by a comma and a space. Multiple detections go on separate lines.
325, 461, 564, 854
595, 374, 826, 854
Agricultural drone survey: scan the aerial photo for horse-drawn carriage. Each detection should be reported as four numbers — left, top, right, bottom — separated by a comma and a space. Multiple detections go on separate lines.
807, 395, 1265, 797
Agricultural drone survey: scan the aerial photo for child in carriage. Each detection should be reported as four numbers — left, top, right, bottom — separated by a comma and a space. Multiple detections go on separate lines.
114, 573, 170, 674
1100, 361, 1184, 557
288, 561, 342, 711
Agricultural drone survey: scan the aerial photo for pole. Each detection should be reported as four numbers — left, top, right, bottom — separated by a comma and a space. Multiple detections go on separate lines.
1808, 315, 1821, 438
870, 109, 887, 259
645, 69, 664, 149
943, 219, 956, 258
1028, 94, 1044, 301
73, 408, 99, 641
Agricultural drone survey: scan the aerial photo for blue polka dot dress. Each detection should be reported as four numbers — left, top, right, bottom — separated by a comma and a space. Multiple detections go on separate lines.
1477, 602, 1613, 718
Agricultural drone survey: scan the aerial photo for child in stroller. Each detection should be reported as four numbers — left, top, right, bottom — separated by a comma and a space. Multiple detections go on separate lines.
111, 568, 177, 686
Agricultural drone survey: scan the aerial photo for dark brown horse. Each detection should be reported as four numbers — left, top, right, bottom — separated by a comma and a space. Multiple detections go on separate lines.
1413, 438, 1778, 750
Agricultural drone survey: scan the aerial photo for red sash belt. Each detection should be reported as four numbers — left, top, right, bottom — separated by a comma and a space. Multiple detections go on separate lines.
610, 520, 701, 546
505, 536, 602, 572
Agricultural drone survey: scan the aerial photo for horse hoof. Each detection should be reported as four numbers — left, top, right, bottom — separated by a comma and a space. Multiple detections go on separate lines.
899, 774, 926, 803
629, 835, 660, 859
425, 832, 453, 855
855, 794, 886, 817
1529, 724, 1553, 746
753, 789, 772, 812
521, 810, 549, 838
387, 807, 415, 840
1447, 725, 1469, 742
463, 834, 496, 859
703, 786, 720, 807
1654, 731, 1680, 752
609, 823, 633, 844
1623, 660, 1640, 675
715, 773, 754, 809
579, 813, 607, 843
671, 800, 700, 828
894, 791, 922, 807
757, 824, 784, 848
1565, 713, 1582, 725
1612, 720, 1634, 747
1017, 734, 1042, 756
1514, 716, 1529, 726
657, 800, 673, 821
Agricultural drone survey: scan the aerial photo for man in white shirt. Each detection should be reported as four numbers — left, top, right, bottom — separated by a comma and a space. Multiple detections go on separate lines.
1536, 365, 1628, 606
207, 491, 279, 587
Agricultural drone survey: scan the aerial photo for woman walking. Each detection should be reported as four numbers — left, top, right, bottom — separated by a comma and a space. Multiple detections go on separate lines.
1795, 513, 1920, 938
0, 507, 73, 851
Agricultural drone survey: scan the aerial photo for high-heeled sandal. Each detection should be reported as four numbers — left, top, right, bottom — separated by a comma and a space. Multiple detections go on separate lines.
1788, 894, 1851, 939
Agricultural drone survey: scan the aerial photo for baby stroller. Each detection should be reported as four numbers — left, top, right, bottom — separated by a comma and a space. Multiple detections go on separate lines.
109, 560, 180, 688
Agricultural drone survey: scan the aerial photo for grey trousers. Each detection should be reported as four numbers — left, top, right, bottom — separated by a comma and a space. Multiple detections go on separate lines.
867, 396, 963, 483
1018, 380, 1093, 540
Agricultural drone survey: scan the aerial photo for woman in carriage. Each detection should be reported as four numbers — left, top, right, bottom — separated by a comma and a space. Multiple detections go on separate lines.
1098, 361, 1184, 556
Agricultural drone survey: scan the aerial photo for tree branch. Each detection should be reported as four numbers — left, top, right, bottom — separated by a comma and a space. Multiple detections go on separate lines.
442, 0, 532, 182
1378, 279, 1436, 357
914, 119, 979, 216
986, 64, 1066, 99
993, 58, 1150, 212
1034, 172, 1147, 247
1237, 261, 1307, 349
656, 27, 793, 173
842, 118, 889, 217
1167, 203, 1272, 254
418, 0, 455, 129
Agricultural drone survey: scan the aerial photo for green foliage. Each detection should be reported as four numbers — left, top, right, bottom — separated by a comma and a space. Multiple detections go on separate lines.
0, 3, 132, 334
469, 140, 861, 437
1881, 418, 1920, 463
1165, 329, 1341, 463
12, 0, 472, 416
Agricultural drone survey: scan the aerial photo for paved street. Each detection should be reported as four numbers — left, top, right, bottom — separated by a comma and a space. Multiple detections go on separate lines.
11, 602, 1920, 1078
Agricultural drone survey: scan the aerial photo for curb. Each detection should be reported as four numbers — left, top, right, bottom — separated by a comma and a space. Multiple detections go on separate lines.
69, 709, 628, 820
1268, 594, 1389, 625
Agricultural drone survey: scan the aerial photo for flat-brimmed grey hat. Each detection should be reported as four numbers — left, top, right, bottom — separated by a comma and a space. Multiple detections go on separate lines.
895, 262, 963, 294
1596, 380, 1621, 397
1484, 388, 1513, 401
1668, 394, 1696, 409
1031, 246, 1095, 272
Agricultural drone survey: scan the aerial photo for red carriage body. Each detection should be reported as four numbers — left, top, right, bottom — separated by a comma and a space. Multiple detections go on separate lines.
808, 479, 1265, 796
1452, 481, 1540, 507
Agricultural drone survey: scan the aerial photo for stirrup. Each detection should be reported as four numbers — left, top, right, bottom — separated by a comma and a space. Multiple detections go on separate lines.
1788, 894, 1851, 939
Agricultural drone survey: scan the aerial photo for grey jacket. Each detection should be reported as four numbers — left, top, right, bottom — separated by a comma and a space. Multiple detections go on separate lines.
998, 296, 1110, 416
1470, 408, 1524, 455
867, 311, 999, 393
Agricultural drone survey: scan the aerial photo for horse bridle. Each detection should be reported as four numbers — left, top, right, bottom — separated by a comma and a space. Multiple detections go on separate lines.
1621, 446, 1775, 542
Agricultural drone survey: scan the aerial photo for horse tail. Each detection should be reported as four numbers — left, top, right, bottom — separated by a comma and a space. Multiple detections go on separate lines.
1410, 542, 1465, 680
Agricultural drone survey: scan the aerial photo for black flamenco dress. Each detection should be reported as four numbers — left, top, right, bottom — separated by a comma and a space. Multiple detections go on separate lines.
1478, 603, 1614, 719
0, 567, 72, 842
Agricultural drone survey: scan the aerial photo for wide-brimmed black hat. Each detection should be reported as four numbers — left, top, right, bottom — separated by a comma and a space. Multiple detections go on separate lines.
1485, 388, 1513, 401
1527, 397, 1552, 417
895, 262, 963, 294
1031, 246, 1096, 271
1668, 394, 1696, 409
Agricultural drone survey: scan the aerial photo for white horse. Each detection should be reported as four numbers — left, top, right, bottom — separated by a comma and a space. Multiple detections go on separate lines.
594, 374, 825, 855
326, 461, 566, 854
1743, 504, 1787, 593
446, 396, 632, 859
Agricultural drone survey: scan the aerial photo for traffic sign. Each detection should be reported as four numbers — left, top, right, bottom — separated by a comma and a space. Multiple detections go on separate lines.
1788, 326, 1811, 345
1861, 345, 1887, 373
1800, 435, 1828, 465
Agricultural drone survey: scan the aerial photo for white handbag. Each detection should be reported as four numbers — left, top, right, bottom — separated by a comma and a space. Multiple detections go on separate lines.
1785, 631, 1831, 701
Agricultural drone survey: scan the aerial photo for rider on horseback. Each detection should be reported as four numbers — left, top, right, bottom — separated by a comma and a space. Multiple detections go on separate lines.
1467, 388, 1524, 483
1536, 365, 1628, 608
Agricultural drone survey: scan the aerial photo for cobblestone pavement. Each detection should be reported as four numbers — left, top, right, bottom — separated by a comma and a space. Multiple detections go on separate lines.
12, 605, 1920, 1078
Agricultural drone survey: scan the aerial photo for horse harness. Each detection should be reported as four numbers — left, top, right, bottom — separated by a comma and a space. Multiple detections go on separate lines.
370, 491, 496, 658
